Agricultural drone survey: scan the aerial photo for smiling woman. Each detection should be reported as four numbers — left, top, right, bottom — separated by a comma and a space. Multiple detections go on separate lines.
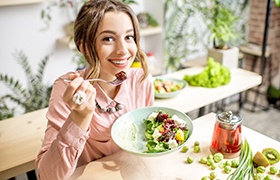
35, 1, 154, 179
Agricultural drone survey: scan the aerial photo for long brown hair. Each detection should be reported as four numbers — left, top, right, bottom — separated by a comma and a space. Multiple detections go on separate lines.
74, 0, 149, 82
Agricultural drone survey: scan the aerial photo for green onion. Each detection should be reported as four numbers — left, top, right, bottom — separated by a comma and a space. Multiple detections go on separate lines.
227, 139, 255, 180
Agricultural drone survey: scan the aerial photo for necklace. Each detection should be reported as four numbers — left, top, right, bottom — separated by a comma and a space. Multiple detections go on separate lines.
95, 102, 124, 113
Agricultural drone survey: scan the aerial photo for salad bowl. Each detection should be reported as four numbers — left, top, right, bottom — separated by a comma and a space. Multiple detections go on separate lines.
111, 106, 193, 157
153, 77, 188, 99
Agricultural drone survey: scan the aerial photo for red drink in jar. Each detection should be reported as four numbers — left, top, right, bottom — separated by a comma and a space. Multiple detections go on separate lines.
210, 111, 242, 158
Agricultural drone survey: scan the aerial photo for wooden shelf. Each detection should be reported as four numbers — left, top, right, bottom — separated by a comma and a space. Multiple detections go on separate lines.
140, 26, 162, 36
0, 0, 44, 6
57, 26, 163, 50
239, 43, 270, 58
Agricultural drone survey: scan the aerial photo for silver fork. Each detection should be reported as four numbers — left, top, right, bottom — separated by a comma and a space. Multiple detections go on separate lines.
59, 77, 125, 86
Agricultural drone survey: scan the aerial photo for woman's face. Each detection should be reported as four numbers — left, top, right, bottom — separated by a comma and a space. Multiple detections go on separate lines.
95, 11, 137, 79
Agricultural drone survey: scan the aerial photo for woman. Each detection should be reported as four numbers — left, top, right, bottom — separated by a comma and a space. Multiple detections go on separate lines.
35, 0, 154, 179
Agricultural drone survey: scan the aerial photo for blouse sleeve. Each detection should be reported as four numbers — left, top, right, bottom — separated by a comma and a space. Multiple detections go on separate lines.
35, 79, 89, 180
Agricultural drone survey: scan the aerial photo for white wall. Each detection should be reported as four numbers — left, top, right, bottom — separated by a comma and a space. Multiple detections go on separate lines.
0, 2, 76, 97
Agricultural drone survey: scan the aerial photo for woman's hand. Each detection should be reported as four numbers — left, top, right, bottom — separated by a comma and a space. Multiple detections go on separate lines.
62, 72, 96, 131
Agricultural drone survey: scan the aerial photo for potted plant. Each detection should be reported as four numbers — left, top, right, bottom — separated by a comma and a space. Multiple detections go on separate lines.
0, 50, 52, 119
207, 0, 240, 69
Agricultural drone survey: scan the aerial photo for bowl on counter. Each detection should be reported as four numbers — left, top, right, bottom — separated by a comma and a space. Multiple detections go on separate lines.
153, 77, 188, 99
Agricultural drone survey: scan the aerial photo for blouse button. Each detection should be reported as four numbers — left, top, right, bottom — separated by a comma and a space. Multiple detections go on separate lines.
79, 138, 84, 144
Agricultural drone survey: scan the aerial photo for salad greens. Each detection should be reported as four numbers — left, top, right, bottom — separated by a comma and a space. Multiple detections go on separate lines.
183, 57, 231, 88
143, 110, 189, 153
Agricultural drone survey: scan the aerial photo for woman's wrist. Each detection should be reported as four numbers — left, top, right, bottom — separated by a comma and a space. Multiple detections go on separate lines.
69, 110, 93, 131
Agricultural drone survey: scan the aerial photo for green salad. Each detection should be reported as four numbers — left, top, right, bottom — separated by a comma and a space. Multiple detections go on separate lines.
143, 110, 189, 153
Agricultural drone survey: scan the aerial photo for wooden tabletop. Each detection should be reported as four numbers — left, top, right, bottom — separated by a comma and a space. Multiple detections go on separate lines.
70, 112, 280, 180
154, 67, 262, 113
0, 108, 48, 179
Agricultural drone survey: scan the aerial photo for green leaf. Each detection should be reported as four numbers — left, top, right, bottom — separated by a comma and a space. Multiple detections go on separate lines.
0, 50, 52, 117
275, 0, 280, 7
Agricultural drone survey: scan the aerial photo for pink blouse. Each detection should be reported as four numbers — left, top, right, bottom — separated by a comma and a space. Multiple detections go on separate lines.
35, 68, 154, 179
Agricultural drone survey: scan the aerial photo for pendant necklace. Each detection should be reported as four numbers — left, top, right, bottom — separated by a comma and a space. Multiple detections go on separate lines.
95, 102, 124, 113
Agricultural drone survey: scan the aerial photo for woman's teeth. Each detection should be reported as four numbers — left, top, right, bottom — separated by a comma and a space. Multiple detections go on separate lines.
110, 59, 127, 64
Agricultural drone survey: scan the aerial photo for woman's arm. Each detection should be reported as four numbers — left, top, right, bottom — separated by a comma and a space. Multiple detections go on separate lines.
36, 117, 89, 179
36, 73, 96, 179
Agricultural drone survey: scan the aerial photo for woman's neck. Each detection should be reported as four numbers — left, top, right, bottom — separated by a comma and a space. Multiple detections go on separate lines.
97, 82, 120, 99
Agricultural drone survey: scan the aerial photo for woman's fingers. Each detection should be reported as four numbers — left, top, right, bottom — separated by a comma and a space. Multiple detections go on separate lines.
63, 76, 96, 112
63, 77, 85, 104
67, 72, 81, 81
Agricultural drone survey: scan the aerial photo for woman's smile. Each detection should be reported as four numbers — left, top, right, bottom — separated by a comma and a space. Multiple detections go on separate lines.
108, 57, 130, 65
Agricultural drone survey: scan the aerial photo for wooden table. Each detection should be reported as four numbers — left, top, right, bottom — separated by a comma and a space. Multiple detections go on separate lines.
70, 112, 280, 180
0, 108, 48, 180
0, 67, 262, 179
154, 67, 262, 113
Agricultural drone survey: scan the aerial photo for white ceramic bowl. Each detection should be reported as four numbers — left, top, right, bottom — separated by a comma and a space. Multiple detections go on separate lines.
111, 106, 193, 157
154, 77, 188, 99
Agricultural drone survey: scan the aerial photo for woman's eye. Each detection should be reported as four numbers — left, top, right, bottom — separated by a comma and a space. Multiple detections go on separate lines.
103, 37, 114, 42
126, 35, 135, 41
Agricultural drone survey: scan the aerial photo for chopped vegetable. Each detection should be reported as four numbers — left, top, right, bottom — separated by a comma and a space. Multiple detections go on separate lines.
213, 152, 224, 163
264, 175, 273, 180
207, 158, 215, 166
194, 145, 200, 153
194, 141, 200, 146
209, 172, 217, 179
269, 166, 278, 175
201, 176, 211, 180
200, 157, 208, 164
176, 129, 185, 141
256, 166, 266, 174
231, 159, 239, 168
207, 154, 214, 160
224, 165, 232, 174
224, 160, 232, 167
181, 146, 189, 153
186, 156, 194, 164
254, 173, 265, 180
211, 163, 217, 170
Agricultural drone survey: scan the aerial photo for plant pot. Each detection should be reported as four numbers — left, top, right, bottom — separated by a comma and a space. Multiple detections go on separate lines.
207, 46, 239, 69
63, 21, 74, 36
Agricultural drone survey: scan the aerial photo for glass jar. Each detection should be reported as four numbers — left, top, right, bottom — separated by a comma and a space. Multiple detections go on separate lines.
210, 111, 242, 158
